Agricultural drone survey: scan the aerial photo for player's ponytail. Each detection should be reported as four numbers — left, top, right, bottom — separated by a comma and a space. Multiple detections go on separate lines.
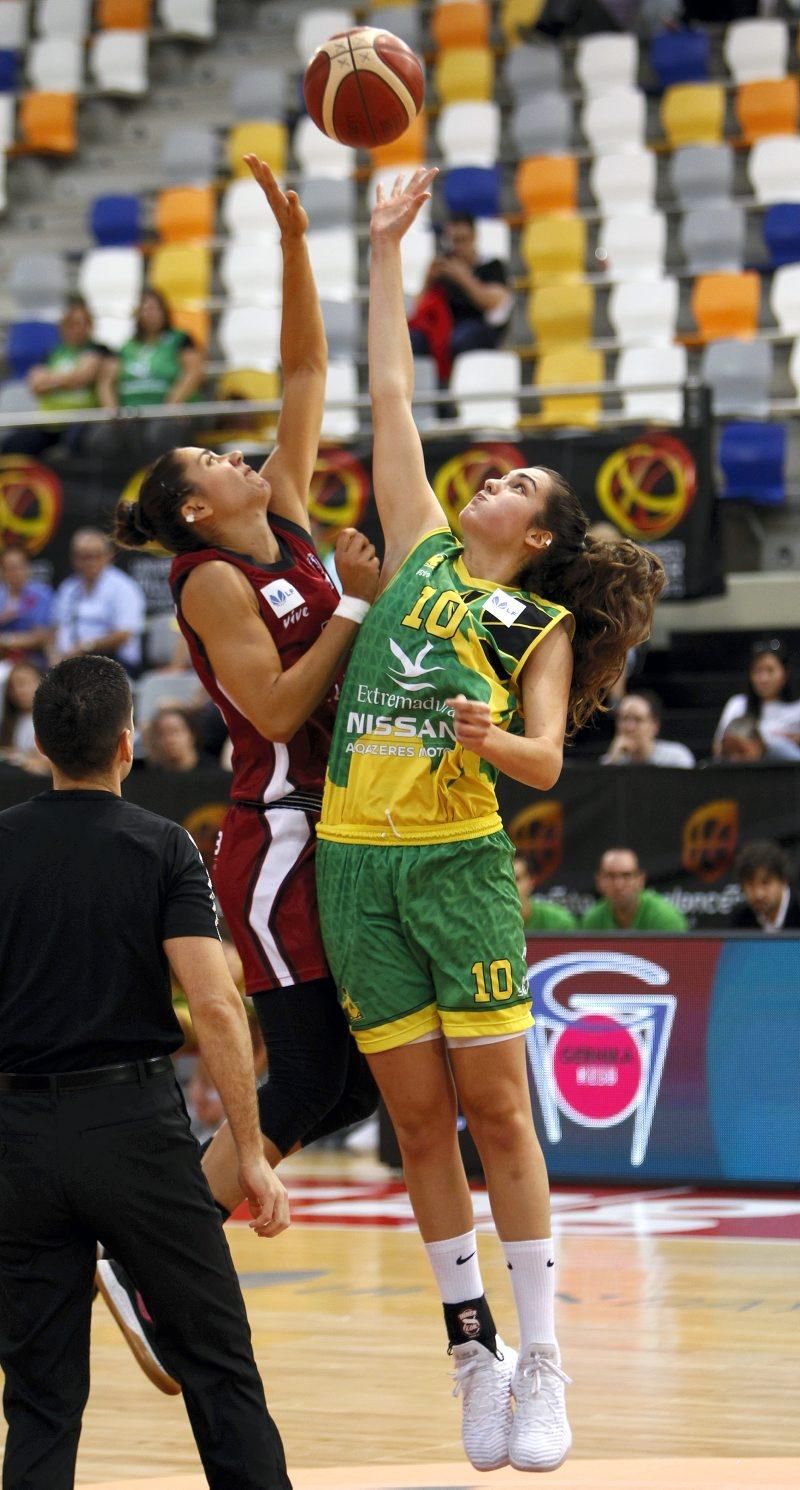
114, 449, 205, 555
519, 469, 666, 736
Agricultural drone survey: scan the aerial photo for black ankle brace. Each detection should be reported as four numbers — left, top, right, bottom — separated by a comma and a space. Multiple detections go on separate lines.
444, 1293, 498, 1356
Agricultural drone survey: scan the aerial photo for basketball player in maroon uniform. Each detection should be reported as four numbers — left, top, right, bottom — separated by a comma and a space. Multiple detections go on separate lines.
104, 156, 379, 1391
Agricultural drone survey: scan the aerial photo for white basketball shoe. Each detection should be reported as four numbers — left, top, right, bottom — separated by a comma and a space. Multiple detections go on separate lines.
509, 1343, 572, 1472
451, 1337, 517, 1472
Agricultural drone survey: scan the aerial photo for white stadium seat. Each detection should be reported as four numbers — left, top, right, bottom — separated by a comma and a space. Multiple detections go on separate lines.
600, 211, 666, 281
618, 344, 687, 423
293, 115, 354, 180
582, 87, 646, 154
28, 37, 83, 92
219, 241, 283, 306
590, 149, 655, 214
89, 31, 148, 96
723, 17, 788, 83
770, 265, 800, 335
748, 137, 800, 205
436, 101, 501, 168
78, 248, 143, 318
37, 0, 91, 36
218, 305, 281, 370
295, 8, 355, 64
92, 315, 135, 352
322, 357, 359, 439
158, 0, 216, 39
451, 351, 521, 431
608, 278, 679, 347
575, 33, 638, 97
0, 1, 27, 48
307, 227, 357, 300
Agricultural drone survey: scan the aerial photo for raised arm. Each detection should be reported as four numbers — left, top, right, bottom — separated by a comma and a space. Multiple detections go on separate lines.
243, 155, 327, 531
368, 169, 446, 582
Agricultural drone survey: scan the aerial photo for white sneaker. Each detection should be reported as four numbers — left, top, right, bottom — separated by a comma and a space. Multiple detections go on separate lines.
509, 1343, 572, 1472
451, 1337, 516, 1472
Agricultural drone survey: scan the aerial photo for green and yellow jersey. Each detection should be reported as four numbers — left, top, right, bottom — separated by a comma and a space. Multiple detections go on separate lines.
318, 527, 573, 847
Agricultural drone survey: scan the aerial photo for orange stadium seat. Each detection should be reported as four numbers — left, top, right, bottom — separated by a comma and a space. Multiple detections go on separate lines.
661, 83, 725, 147
515, 155, 578, 217
534, 345, 604, 428
521, 216, 586, 281
148, 244, 211, 307
527, 282, 595, 348
96, 0, 152, 26
431, 1, 490, 50
435, 47, 494, 104
155, 187, 215, 243
501, 0, 546, 45
18, 92, 77, 153
370, 109, 426, 168
736, 78, 800, 144
228, 121, 287, 178
691, 271, 760, 340
170, 306, 210, 348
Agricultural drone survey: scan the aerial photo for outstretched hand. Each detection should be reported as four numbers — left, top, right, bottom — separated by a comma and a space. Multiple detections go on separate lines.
244, 153, 308, 240
370, 167, 438, 247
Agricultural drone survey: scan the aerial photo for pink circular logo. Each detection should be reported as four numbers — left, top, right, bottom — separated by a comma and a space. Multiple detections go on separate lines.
551, 1015, 642, 1127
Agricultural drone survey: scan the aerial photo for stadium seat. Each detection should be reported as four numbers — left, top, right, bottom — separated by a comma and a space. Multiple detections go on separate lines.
7, 321, 61, 378
787, 337, 800, 399
515, 155, 578, 217
228, 121, 287, 179
301, 173, 356, 227
370, 109, 427, 169
221, 178, 279, 241
295, 114, 354, 178
307, 227, 357, 301
436, 101, 500, 168
149, 245, 211, 308
37, 0, 91, 33
0, 379, 38, 415
92, 314, 134, 350
700, 338, 772, 418
435, 47, 494, 104
431, 1, 490, 50
78, 246, 143, 317
18, 93, 77, 154
171, 307, 209, 348
617, 344, 687, 423
398, 224, 435, 297
763, 204, 800, 268
89, 31, 148, 95
411, 355, 439, 433
96, 0, 151, 24
160, 125, 218, 185
718, 421, 785, 505
511, 94, 573, 157
504, 41, 563, 100
575, 33, 637, 97
649, 28, 710, 88
8, 253, 67, 319
28, 38, 83, 92
0, 50, 19, 90
608, 277, 679, 346
476, 217, 511, 262
220, 240, 283, 306
230, 68, 287, 122
691, 272, 760, 341
451, 350, 520, 430
661, 83, 725, 147
528, 282, 595, 348
500, 0, 546, 46
158, 0, 216, 38
0, 2, 28, 47
368, 6, 421, 50
154, 187, 215, 243
89, 194, 142, 247
442, 165, 501, 218
749, 136, 800, 205
219, 304, 282, 369
590, 150, 656, 214
322, 358, 359, 439
217, 368, 280, 441
736, 79, 799, 144
0, 147, 7, 212
582, 88, 646, 154
0, 94, 15, 153
321, 298, 360, 359
670, 143, 734, 206
521, 216, 586, 282
295, 10, 355, 64
770, 264, 800, 333
535, 345, 603, 428
723, 17, 788, 84
680, 204, 745, 274
600, 211, 666, 281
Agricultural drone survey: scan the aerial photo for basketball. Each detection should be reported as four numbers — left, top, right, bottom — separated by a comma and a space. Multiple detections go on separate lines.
303, 26, 425, 149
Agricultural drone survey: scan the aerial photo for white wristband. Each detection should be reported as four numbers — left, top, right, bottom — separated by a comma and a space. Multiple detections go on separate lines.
334, 595, 371, 625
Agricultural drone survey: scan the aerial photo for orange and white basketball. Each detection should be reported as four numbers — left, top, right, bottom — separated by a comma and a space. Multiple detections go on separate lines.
303, 27, 425, 149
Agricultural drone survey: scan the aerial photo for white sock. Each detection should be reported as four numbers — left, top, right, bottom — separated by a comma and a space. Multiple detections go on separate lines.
502, 1237, 557, 1350
424, 1229, 484, 1305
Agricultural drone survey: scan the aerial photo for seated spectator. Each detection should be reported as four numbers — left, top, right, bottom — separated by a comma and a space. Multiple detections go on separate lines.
0, 659, 48, 773
409, 215, 512, 384
717, 714, 800, 766
0, 546, 54, 668
145, 706, 215, 772
713, 639, 800, 763
601, 690, 695, 768
730, 841, 800, 932
582, 847, 688, 931
0, 298, 104, 459
514, 853, 576, 932
51, 529, 145, 677
95, 289, 205, 464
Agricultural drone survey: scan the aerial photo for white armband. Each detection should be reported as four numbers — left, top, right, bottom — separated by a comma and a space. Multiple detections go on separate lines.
333, 595, 371, 625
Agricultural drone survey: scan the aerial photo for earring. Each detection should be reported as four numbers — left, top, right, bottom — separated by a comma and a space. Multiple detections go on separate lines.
544, 537, 552, 547
185, 513, 195, 524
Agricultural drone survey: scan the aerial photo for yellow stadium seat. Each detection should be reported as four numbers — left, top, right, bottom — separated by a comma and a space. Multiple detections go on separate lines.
736, 78, 800, 144
528, 282, 595, 348
149, 245, 211, 307
661, 83, 725, 147
217, 368, 280, 440
228, 121, 287, 179
435, 47, 494, 104
18, 92, 76, 154
500, 0, 546, 45
155, 187, 215, 244
171, 306, 210, 349
370, 109, 426, 168
97, 0, 152, 26
691, 271, 760, 341
432, 1, 490, 50
515, 156, 578, 217
521, 216, 586, 282
535, 346, 603, 427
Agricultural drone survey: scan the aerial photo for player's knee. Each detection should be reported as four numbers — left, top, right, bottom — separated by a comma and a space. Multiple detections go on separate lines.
460, 1090, 533, 1155
392, 1099, 458, 1163
337, 1060, 379, 1127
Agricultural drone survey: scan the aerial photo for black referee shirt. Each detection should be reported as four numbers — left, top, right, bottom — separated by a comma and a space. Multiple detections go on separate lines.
0, 789, 220, 1074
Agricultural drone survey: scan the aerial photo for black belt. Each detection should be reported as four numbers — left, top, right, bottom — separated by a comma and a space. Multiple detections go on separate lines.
0, 1056, 174, 1094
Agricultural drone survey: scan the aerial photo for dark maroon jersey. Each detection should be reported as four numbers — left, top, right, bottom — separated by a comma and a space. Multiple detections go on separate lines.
170, 515, 339, 805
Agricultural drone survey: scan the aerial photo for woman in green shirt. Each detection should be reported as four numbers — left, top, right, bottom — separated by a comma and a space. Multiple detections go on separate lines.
97, 289, 206, 464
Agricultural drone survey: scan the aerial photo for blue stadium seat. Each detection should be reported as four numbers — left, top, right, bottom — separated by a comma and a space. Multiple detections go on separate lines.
763, 204, 800, 269
7, 321, 61, 378
443, 165, 502, 219
0, 49, 18, 90
718, 421, 786, 506
649, 29, 710, 88
89, 195, 142, 247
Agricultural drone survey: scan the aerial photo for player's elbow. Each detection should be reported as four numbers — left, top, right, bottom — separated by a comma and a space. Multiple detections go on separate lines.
537, 749, 563, 791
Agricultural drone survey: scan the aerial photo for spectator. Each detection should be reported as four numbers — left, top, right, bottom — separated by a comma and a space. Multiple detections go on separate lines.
145, 706, 215, 772
409, 215, 512, 383
0, 547, 54, 667
713, 639, 800, 763
582, 847, 688, 931
601, 690, 695, 767
0, 660, 48, 773
514, 853, 576, 931
730, 841, 800, 932
0, 298, 104, 458
96, 289, 205, 464
51, 529, 145, 676
717, 714, 800, 765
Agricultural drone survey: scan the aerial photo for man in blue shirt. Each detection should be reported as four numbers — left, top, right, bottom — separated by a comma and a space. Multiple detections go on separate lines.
0, 547, 54, 668
52, 528, 145, 675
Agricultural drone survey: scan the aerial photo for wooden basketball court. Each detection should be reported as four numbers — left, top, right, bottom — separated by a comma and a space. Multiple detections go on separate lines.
2, 1154, 798, 1487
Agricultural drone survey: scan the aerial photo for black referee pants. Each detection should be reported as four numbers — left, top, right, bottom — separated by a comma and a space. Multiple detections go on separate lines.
0, 1069, 290, 1490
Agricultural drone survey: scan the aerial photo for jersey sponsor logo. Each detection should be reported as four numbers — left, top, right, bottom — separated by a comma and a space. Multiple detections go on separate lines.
282, 606, 310, 628
260, 579, 306, 618
483, 588, 526, 627
415, 553, 447, 578
387, 638, 443, 692
341, 989, 362, 1024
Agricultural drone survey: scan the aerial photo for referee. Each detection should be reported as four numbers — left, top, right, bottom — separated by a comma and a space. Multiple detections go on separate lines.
0, 655, 291, 1490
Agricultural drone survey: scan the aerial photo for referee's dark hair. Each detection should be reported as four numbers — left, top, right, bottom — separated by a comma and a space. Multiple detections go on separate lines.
33, 655, 133, 777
